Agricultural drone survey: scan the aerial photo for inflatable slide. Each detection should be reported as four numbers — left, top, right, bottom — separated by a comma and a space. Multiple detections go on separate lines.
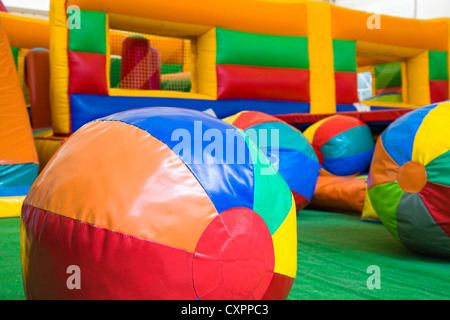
0, 13, 38, 218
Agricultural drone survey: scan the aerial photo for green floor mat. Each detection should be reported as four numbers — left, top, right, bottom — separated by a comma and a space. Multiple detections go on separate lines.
0, 218, 24, 300
289, 210, 450, 300
1, 210, 450, 300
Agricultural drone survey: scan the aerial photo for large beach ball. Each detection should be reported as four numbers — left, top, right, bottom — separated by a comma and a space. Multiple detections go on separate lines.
224, 111, 321, 210
304, 115, 375, 176
367, 102, 450, 258
20, 107, 297, 300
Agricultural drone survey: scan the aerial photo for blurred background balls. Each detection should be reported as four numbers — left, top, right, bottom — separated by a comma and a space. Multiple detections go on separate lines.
224, 111, 320, 210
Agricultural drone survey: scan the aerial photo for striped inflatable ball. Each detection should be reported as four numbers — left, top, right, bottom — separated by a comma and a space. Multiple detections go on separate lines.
224, 111, 321, 210
304, 115, 375, 176
20, 107, 297, 300
367, 102, 450, 258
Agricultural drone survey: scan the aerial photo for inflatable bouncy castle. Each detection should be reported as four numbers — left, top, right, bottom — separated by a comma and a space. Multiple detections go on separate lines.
6, 0, 450, 301
1, 0, 448, 166
27, 0, 448, 165
21, 107, 298, 300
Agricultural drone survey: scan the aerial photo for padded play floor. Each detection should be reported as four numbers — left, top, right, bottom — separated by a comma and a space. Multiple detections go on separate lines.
1, 209, 450, 300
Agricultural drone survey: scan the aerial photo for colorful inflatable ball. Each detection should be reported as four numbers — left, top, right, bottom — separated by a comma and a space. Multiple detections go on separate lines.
303, 115, 375, 177
21, 107, 297, 300
224, 111, 321, 210
367, 102, 450, 258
